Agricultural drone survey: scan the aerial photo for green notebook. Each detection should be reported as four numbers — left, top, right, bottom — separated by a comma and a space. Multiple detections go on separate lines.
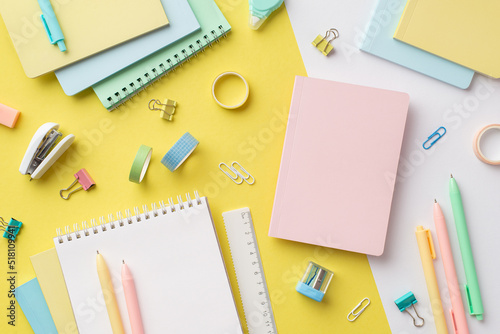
93, 0, 230, 110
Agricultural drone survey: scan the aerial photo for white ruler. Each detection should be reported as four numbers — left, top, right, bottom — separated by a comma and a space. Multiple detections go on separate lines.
223, 208, 278, 334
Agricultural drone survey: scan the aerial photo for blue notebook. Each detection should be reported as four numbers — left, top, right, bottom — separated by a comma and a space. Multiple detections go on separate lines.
360, 0, 474, 89
55, 0, 200, 96
15, 278, 57, 334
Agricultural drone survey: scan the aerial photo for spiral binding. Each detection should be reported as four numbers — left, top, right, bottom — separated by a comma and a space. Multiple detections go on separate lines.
105, 25, 229, 111
56, 191, 202, 244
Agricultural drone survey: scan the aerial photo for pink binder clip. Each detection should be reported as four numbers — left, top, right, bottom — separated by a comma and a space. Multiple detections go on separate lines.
60, 169, 95, 200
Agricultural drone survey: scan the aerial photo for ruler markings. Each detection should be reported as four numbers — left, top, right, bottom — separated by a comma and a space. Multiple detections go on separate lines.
223, 208, 277, 334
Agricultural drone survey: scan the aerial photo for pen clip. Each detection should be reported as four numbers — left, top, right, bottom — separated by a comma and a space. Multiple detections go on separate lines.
465, 284, 473, 314
40, 14, 55, 44
450, 309, 458, 334
425, 229, 436, 259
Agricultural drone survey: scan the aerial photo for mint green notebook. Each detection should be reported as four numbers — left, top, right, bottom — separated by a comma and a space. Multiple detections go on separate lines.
93, 0, 230, 110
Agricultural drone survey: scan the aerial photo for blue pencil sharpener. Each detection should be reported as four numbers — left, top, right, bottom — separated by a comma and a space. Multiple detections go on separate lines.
296, 261, 334, 302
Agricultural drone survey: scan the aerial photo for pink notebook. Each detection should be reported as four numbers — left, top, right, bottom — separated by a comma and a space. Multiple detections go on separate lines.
269, 76, 409, 256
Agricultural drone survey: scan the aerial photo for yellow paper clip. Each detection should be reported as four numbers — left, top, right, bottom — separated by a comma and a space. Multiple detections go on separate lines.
312, 28, 339, 56
148, 98, 177, 121
347, 298, 370, 321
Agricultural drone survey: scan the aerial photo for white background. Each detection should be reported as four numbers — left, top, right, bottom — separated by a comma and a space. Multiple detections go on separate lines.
286, 1, 500, 333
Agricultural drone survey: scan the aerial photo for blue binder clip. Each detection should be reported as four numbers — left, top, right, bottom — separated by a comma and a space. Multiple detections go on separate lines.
1, 217, 23, 240
394, 291, 424, 327
423, 126, 446, 150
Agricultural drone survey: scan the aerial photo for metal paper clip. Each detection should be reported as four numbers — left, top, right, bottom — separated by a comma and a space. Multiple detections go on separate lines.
423, 126, 446, 150
1, 217, 23, 240
60, 169, 96, 200
312, 28, 339, 56
219, 161, 255, 185
347, 298, 370, 321
394, 292, 425, 327
219, 162, 243, 184
148, 98, 177, 121
231, 161, 255, 184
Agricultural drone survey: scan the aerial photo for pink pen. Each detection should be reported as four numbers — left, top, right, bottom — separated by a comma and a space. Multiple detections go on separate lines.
122, 261, 144, 334
434, 200, 469, 334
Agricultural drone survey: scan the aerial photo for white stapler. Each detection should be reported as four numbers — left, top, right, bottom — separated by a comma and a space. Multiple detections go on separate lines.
19, 122, 75, 180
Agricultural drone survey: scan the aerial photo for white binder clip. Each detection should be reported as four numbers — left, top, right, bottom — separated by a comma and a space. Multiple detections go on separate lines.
19, 122, 75, 180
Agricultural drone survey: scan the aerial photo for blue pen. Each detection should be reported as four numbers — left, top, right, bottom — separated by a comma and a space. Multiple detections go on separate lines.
38, 0, 66, 52
248, 0, 284, 30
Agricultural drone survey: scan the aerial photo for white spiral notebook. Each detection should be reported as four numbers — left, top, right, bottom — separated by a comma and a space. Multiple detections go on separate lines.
54, 193, 242, 334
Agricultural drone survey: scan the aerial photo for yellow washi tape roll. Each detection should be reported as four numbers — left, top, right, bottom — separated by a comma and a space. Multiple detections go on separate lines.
212, 72, 249, 109
473, 124, 500, 165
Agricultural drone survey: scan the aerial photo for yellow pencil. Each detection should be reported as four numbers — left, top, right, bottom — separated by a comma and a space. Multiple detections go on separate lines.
97, 250, 125, 334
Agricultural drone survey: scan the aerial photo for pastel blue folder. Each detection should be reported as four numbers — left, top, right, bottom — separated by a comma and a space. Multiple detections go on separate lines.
360, 0, 474, 89
15, 278, 57, 334
55, 0, 200, 96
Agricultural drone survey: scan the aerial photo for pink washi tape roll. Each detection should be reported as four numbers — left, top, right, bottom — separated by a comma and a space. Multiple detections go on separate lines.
0, 102, 20, 128
473, 124, 500, 165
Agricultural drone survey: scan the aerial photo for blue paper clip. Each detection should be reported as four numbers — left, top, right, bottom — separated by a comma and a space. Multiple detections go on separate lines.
1, 217, 23, 240
394, 291, 424, 327
423, 126, 446, 150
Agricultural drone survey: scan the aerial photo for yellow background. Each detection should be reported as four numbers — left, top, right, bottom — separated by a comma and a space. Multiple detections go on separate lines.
0, 1, 391, 333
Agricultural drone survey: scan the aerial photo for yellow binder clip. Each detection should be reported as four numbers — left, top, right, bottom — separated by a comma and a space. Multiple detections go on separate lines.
148, 98, 177, 121
312, 28, 339, 56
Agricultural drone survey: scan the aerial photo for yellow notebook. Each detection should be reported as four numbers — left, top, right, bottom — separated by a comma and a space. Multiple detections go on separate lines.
0, 0, 168, 78
30, 248, 78, 334
394, 0, 500, 78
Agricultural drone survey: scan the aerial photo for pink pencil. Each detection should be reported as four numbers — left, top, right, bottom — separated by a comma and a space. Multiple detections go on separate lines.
122, 261, 144, 334
434, 200, 469, 334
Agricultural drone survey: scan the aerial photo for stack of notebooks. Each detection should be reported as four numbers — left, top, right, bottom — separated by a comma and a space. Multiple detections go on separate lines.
16, 194, 243, 334
0, 0, 231, 110
361, 0, 500, 87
